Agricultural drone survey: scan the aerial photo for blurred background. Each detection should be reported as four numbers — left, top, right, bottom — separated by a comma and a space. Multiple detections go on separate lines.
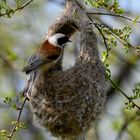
0, 0, 140, 140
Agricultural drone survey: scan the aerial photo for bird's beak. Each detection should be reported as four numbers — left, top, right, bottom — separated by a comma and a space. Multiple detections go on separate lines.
68, 39, 72, 42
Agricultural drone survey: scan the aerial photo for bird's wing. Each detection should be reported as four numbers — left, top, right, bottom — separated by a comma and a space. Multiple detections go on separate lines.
22, 54, 53, 74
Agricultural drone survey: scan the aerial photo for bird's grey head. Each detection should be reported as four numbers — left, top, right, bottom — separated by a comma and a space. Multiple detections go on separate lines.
48, 33, 71, 48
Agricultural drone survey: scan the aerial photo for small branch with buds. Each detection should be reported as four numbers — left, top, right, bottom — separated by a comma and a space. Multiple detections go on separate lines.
0, 0, 33, 18
87, 12, 140, 24
108, 78, 140, 110
74, 0, 140, 111
7, 97, 27, 140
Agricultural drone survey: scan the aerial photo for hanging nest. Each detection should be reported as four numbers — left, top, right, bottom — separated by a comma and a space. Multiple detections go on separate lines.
30, 0, 107, 140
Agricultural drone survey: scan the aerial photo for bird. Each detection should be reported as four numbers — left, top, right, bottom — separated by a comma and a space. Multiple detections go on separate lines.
22, 33, 71, 99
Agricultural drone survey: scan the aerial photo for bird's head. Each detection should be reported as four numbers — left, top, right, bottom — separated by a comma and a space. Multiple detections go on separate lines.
48, 33, 71, 48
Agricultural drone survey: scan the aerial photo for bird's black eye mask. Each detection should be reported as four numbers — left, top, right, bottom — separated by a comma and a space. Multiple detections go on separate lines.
57, 36, 70, 46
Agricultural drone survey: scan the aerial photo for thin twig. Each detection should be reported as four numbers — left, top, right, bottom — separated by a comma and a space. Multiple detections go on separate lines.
107, 56, 134, 99
93, 23, 111, 64
75, 1, 140, 109
7, 97, 28, 140
75, 0, 109, 50
94, 23, 109, 50
75, 0, 138, 51
91, 22, 136, 51
87, 12, 140, 24
15, 0, 33, 11
108, 28, 135, 49
0, 0, 33, 17
95, 22, 135, 48
75, 0, 139, 51
108, 78, 140, 110
86, 18, 112, 64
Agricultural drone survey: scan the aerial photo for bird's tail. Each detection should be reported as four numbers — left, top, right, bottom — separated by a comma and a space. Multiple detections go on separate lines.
23, 71, 37, 99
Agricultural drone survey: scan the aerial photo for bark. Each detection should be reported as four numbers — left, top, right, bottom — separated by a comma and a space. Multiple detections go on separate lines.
30, 0, 107, 140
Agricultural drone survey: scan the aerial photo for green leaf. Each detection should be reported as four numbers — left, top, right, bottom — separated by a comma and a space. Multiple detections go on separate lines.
102, 51, 108, 62
112, 119, 123, 131
131, 83, 140, 100
125, 101, 135, 110
84, 0, 124, 14
15, 0, 21, 8
117, 8, 124, 14
4, 97, 20, 110
133, 16, 139, 24
0, 129, 8, 137
6, 9, 14, 18
12, 121, 28, 130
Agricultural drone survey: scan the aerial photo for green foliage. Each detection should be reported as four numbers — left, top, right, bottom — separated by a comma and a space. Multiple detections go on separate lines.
84, 0, 124, 14
131, 83, 140, 100
100, 24, 132, 80
4, 97, 20, 110
98, 15, 139, 112
0, 121, 28, 139
15, 0, 21, 8
1, 97, 28, 139
102, 51, 111, 79
12, 121, 28, 130
133, 16, 140, 24
0, 129, 8, 137
0, 0, 32, 18
112, 118, 123, 131
125, 83, 140, 110
125, 101, 136, 110
111, 25, 132, 52
0, 0, 14, 18
100, 25, 132, 52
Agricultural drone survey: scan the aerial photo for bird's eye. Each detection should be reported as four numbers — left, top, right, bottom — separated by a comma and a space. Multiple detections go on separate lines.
57, 36, 69, 46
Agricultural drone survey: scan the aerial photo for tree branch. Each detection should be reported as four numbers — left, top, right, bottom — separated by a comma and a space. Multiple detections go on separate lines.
108, 78, 140, 110
7, 97, 27, 140
0, 0, 33, 18
87, 12, 140, 24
